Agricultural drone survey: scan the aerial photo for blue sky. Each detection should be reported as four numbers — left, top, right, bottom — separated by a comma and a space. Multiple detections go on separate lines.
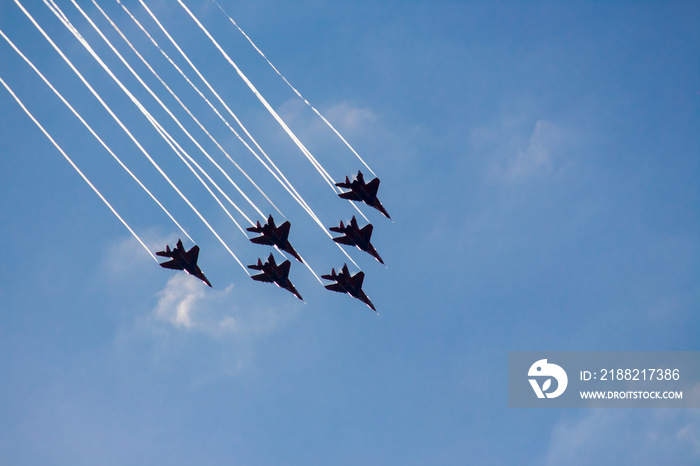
0, 1, 698, 464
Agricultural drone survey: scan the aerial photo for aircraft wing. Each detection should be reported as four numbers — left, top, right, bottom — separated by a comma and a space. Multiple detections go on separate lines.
159, 259, 182, 270
279, 260, 291, 279
188, 245, 200, 264
366, 178, 380, 197
279, 221, 291, 240
360, 224, 373, 238
350, 271, 365, 288
250, 236, 274, 246
251, 272, 274, 283
338, 191, 361, 201
333, 236, 355, 246
324, 283, 346, 293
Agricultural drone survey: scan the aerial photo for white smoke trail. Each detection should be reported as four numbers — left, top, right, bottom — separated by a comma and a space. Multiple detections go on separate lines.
0, 27, 194, 245
118, 0, 311, 218
16, 0, 249, 275
297, 252, 323, 285
176, 0, 370, 225
132, 0, 361, 268
0, 75, 158, 263
44, 0, 251, 237
129, 1, 313, 210
177, 0, 339, 192
91, 0, 284, 220
212, 0, 377, 178
71, 0, 268, 224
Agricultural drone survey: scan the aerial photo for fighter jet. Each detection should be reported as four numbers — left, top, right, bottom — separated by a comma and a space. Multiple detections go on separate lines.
322, 264, 376, 311
330, 216, 384, 265
247, 215, 303, 262
156, 239, 212, 287
335, 170, 390, 219
248, 253, 303, 301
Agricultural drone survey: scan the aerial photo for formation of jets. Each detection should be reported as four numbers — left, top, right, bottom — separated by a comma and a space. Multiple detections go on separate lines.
157, 170, 388, 312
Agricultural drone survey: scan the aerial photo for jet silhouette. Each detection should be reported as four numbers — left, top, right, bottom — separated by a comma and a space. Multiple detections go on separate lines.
248, 253, 303, 301
156, 239, 212, 287
335, 170, 390, 219
247, 215, 303, 262
322, 264, 376, 311
330, 215, 384, 265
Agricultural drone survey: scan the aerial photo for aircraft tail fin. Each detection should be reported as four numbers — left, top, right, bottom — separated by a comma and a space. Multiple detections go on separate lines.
247, 220, 263, 233
247, 258, 265, 271
155, 244, 172, 257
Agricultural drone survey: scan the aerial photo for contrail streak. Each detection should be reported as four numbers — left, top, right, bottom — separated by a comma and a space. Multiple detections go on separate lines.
212, 0, 377, 177
177, 0, 339, 192
75, 0, 270, 224
0, 76, 157, 263
45, 0, 259, 243
45, 0, 250, 238
17, 0, 248, 275
0, 27, 194, 245
118, 0, 310, 218
133, 0, 361, 268
91, 0, 283, 220
176, 0, 370, 225
297, 252, 323, 285
130, 0, 313, 209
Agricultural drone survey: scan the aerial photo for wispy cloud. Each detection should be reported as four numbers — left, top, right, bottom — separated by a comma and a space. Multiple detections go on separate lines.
471, 118, 568, 182
542, 409, 700, 466
99, 232, 179, 280
273, 97, 385, 179
324, 101, 378, 132
153, 273, 297, 338
103, 233, 300, 370
154, 274, 208, 329
278, 98, 378, 139
110, 272, 300, 377
506, 120, 561, 178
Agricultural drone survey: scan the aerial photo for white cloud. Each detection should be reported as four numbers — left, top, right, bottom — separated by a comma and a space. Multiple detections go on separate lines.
542, 409, 700, 466
152, 273, 297, 338
471, 118, 568, 182
154, 274, 209, 329
110, 272, 301, 378
506, 120, 560, 178
99, 232, 179, 279
324, 101, 378, 132
276, 98, 378, 142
